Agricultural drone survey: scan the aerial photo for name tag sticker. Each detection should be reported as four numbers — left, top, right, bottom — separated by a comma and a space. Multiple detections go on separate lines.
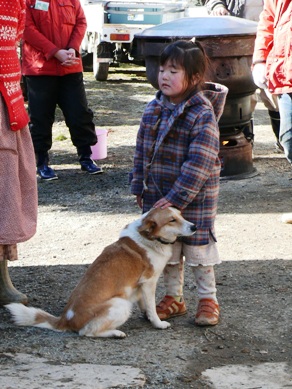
35, 1, 50, 11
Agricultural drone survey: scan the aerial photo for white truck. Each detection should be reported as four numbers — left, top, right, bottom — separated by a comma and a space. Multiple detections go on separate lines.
80, 0, 188, 81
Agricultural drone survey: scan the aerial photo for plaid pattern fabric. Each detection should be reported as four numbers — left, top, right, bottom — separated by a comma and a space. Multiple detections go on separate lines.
131, 82, 228, 245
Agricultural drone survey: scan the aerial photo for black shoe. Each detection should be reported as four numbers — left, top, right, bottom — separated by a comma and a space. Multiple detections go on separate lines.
37, 165, 58, 180
80, 159, 103, 175
275, 140, 284, 153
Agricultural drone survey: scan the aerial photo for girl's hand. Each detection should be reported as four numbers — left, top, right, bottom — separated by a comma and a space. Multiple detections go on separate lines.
136, 195, 143, 209
153, 198, 173, 209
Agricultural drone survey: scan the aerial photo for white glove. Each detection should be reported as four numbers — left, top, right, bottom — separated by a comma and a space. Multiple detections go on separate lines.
252, 63, 267, 89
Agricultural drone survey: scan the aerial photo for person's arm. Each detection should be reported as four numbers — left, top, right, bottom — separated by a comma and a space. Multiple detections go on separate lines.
164, 110, 220, 210
131, 119, 147, 199
66, 0, 87, 55
252, 0, 275, 88
203, 0, 230, 15
252, 0, 275, 64
17, 0, 26, 42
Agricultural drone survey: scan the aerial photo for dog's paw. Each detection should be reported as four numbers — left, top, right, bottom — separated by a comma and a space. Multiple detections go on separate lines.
110, 330, 127, 338
154, 320, 171, 330
84, 329, 127, 338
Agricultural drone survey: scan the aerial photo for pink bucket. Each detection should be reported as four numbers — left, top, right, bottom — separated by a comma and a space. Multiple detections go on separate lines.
91, 128, 108, 160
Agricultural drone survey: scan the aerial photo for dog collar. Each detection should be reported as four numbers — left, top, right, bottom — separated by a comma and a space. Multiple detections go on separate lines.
156, 237, 176, 245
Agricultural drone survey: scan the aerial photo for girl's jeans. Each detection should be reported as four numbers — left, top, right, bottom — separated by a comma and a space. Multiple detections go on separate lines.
277, 93, 292, 165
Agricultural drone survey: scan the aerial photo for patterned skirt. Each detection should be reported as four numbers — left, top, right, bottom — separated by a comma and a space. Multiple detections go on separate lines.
0, 94, 37, 259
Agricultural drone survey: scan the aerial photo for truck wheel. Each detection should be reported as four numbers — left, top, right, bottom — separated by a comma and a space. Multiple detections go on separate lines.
145, 57, 159, 89
94, 63, 109, 81
82, 52, 93, 72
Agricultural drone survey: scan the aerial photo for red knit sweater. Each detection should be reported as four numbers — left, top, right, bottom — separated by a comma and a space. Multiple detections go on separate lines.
0, 0, 29, 131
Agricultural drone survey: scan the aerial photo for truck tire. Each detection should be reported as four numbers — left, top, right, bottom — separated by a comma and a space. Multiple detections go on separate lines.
94, 63, 109, 81
82, 52, 93, 72
145, 57, 159, 89
93, 40, 111, 81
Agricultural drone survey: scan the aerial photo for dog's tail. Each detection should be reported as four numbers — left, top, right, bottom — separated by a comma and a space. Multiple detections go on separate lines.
5, 303, 61, 331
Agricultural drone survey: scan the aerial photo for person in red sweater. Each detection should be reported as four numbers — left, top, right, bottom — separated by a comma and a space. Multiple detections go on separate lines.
22, 0, 102, 180
252, 0, 292, 163
0, 0, 37, 304
252, 0, 292, 223
203, 0, 282, 152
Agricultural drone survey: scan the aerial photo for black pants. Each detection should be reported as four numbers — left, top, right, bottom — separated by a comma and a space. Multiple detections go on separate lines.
26, 73, 97, 162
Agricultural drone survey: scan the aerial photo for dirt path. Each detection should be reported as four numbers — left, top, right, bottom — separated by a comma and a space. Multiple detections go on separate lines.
1, 68, 291, 388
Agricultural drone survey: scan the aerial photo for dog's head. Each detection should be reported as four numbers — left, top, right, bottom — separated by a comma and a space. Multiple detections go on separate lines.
138, 207, 196, 244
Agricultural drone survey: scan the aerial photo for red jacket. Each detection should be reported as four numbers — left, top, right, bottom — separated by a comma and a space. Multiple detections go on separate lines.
252, 0, 292, 94
0, 0, 29, 131
22, 0, 86, 76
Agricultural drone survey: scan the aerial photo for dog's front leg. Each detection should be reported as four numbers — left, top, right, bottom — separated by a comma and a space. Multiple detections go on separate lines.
141, 281, 170, 330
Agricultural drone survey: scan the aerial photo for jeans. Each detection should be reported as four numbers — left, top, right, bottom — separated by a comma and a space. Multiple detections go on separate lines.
26, 73, 97, 161
277, 93, 292, 165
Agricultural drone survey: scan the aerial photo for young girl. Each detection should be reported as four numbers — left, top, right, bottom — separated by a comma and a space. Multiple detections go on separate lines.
130, 39, 228, 326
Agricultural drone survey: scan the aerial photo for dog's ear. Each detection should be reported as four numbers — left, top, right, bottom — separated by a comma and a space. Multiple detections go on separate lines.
138, 219, 156, 234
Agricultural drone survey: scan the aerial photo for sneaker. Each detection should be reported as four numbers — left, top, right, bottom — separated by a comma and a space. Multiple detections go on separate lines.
80, 158, 103, 175
156, 295, 187, 320
37, 165, 58, 181
195, 298, 219, 326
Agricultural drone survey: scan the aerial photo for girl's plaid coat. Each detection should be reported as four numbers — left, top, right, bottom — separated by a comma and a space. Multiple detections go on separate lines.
131, 82, 228, 245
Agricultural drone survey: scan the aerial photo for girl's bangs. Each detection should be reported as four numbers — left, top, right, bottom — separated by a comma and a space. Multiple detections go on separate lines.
160, 46, 184, 67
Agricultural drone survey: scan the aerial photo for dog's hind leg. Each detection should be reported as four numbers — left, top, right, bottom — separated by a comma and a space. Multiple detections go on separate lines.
79, 298, 132, 338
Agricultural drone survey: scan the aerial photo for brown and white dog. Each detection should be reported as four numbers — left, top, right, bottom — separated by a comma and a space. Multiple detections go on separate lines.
6, 207, 196, 338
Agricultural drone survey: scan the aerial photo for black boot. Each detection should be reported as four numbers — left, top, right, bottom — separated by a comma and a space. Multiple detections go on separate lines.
268, 110, 283, 152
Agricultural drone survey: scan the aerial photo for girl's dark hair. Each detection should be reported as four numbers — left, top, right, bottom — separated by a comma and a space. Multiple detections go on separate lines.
160, 39, 209, 87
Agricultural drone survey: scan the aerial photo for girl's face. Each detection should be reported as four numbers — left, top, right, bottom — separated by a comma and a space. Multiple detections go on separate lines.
158, 60, 194, 104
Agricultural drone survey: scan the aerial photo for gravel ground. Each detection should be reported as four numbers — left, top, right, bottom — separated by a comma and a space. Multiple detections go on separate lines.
1, 68, 291, 388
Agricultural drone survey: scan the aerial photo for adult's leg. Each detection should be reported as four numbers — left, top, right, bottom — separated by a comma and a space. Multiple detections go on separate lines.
259, 89, 282, 150
277, 93, 292, 165
0, 246, 27, 305
26, 76, 58, 165
57, 73, 97, 157
268, 110, 281, 141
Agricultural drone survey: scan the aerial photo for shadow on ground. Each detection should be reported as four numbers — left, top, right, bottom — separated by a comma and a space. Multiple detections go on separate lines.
1, 260, 291, 388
